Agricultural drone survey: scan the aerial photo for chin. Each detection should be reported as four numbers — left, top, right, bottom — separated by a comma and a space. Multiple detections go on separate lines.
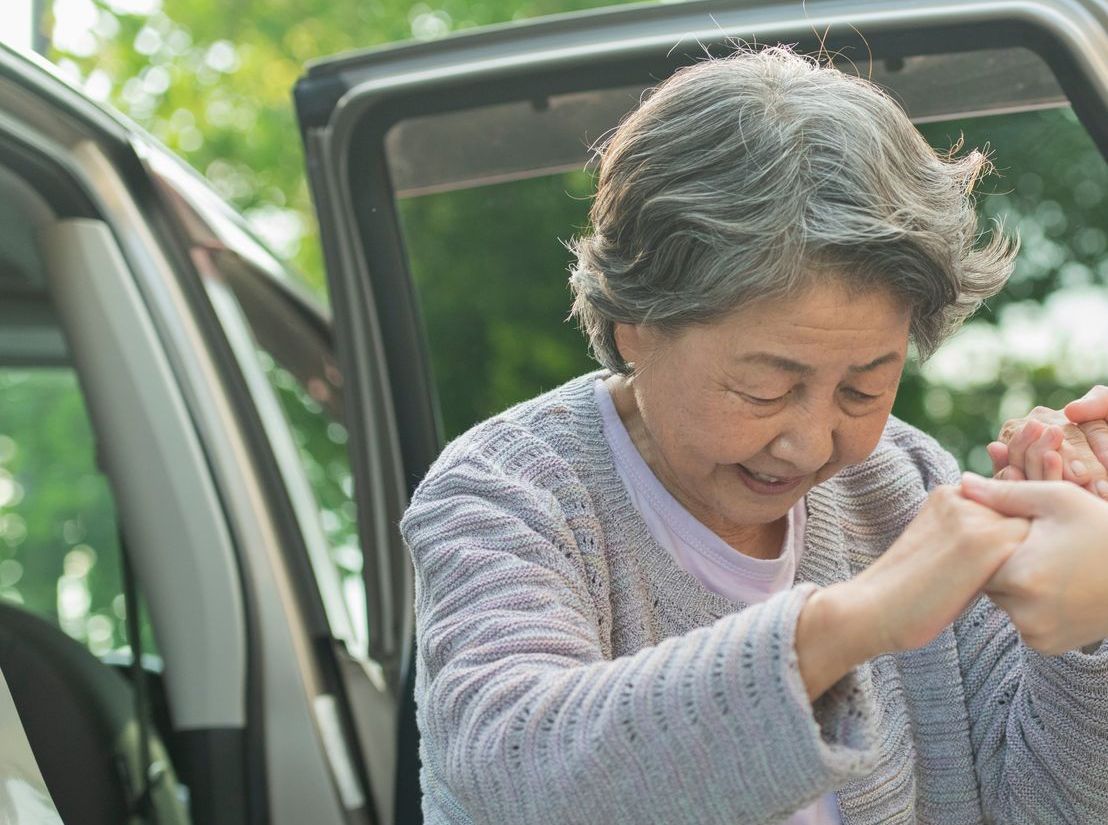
729, 493, 804, 523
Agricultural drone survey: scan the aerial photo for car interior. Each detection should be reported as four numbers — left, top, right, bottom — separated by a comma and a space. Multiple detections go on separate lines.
0, 156, 191, 822
0, 122, 372, 823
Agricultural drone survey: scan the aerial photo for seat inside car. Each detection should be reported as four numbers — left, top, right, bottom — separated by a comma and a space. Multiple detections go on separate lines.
0, 601, 189, 825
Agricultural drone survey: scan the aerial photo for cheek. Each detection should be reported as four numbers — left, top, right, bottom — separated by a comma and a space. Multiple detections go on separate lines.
691, 407, 774, 464
836, 413, 892, 465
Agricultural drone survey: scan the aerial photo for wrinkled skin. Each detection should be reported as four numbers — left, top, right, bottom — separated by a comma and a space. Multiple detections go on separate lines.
988, 386, 1108, 496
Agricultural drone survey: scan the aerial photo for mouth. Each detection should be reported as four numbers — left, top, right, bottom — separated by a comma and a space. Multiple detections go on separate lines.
734, 463, 807, 496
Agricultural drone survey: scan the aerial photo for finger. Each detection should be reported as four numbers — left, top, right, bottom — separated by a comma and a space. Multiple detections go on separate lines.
1057, 422, 1100, 484
997, 417, 1024, 446
996, 465, 1026, 482
1043, 450, 1063, 482
1079, 420, 1108, 477
959, 472, 1059, 517
1029, 426, 1064, 481
1007, 419, 1045, 478
986, 441, 1009, 476
1064, 386, 1108, 423
1019, 425, 1054, 482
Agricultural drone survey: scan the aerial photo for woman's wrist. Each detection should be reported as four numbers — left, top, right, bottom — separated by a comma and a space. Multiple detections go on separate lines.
795, 581, 883, 701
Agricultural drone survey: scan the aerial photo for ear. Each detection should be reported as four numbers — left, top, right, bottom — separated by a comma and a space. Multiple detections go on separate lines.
613, 322, 646, 368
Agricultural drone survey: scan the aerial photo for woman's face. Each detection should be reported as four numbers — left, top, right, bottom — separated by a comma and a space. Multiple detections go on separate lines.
612, 280, 911, 545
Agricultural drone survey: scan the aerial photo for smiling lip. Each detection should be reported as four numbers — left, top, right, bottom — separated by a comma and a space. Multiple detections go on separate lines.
734, 464, 806, 496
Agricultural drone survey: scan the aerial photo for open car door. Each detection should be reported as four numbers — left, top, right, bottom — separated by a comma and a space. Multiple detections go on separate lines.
293, 1, 1108, 821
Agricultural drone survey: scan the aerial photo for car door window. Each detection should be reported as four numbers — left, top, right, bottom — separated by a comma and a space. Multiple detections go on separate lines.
149, 158, 368, 656
0, 367, 158, 655
386, 47, 1108, 473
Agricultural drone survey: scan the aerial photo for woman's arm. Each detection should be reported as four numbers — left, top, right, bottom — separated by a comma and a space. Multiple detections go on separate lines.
403, 449, 1027, 824
404, 455, 875, 825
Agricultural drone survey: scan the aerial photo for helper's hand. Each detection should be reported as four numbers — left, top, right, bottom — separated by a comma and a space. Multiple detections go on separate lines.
1064, 385, 1108, 475
961, 472, 1108, 655
797, 485, 1028, 699
988, 403, 1108, 497
798, 486, 1029, 699
849, 486, 1030, 654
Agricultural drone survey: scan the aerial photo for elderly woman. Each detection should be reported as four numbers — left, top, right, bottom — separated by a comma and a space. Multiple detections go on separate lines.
400, 48, 1108, 824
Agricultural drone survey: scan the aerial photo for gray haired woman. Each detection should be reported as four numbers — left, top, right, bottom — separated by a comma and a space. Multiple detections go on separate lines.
400, 48, 1108, 824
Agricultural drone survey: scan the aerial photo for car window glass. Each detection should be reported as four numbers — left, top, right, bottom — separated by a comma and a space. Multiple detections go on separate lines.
150, 163, 368, 656
389, 70, 1108, 473
0, 367, 158, 656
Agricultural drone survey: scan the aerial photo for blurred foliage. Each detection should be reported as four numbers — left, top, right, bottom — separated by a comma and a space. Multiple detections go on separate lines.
0, 369, 156, 655
46, 0, 643, 297
906, 109, 1108, 472
400, 106, 1108, 470
6, 0, 1105, 659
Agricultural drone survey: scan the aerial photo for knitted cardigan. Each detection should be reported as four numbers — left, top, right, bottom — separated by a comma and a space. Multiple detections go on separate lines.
400, 371, 1108, 825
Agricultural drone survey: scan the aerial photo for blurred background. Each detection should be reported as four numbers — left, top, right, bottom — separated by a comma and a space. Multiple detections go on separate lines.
0, 0, 1106, 653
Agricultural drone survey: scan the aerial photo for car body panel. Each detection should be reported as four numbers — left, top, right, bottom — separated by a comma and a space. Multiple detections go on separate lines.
0, 42, 362, 825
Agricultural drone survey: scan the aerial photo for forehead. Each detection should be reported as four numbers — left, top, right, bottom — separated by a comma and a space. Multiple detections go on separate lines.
685, 282, 912, 365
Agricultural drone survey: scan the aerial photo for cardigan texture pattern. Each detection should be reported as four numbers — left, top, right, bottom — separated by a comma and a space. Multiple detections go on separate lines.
400, 371, 1108, 825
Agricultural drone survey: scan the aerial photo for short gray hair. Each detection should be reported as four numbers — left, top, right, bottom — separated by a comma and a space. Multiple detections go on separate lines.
567, 46, 1018, 373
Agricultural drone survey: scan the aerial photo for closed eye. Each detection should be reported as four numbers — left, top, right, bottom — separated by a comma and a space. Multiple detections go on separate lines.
740, 391, 788, 405
842, 388, 881, 401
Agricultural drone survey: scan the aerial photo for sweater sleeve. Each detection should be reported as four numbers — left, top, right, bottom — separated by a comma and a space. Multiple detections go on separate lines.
916, 447, 1108, 823
401, 452, 878, 825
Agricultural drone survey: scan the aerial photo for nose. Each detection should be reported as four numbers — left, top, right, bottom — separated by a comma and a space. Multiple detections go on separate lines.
766, 404, 837, 475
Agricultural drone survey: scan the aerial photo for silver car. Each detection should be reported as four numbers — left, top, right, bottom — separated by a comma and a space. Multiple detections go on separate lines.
0, 0, 1105, 822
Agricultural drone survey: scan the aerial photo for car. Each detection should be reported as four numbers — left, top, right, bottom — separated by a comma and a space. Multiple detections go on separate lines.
0, 0, 1105, 822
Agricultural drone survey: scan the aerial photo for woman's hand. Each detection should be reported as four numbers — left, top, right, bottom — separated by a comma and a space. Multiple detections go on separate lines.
961, 471, 1108, 655
987, 419, 1065, 483
796, 486, 1028, 698
988, 392, 1108, 497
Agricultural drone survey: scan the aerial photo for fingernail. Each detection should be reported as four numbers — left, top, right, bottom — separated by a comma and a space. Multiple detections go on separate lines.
1071, 460, 1087, 477
1097, 480, 1108, 499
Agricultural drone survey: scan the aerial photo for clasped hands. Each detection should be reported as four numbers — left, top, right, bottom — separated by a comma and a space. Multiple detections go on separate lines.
959, 385, 1108, 656
797, 389, 1108, 701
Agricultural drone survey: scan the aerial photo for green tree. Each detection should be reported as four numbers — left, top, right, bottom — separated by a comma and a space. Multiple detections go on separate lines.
46, 0, 643, 296
15, 0, 1107, 656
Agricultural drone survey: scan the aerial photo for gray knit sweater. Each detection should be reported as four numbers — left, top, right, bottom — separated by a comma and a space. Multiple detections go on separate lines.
400, 371, 1108, 825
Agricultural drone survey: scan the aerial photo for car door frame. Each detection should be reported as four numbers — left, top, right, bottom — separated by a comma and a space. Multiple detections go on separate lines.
294, 1, 1108, 821
0, 46, 363, 825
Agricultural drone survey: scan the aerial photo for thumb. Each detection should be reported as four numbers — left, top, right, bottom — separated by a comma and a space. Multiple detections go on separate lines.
1064, 385, 1108, 423
959, 472, 1058, 518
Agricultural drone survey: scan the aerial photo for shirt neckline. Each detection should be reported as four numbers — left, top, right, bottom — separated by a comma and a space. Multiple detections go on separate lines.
562, 370, 852, 621
593, 377, 799, 579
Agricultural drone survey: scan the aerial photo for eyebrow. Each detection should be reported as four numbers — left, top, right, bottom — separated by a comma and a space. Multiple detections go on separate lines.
736, 351, 902, 375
